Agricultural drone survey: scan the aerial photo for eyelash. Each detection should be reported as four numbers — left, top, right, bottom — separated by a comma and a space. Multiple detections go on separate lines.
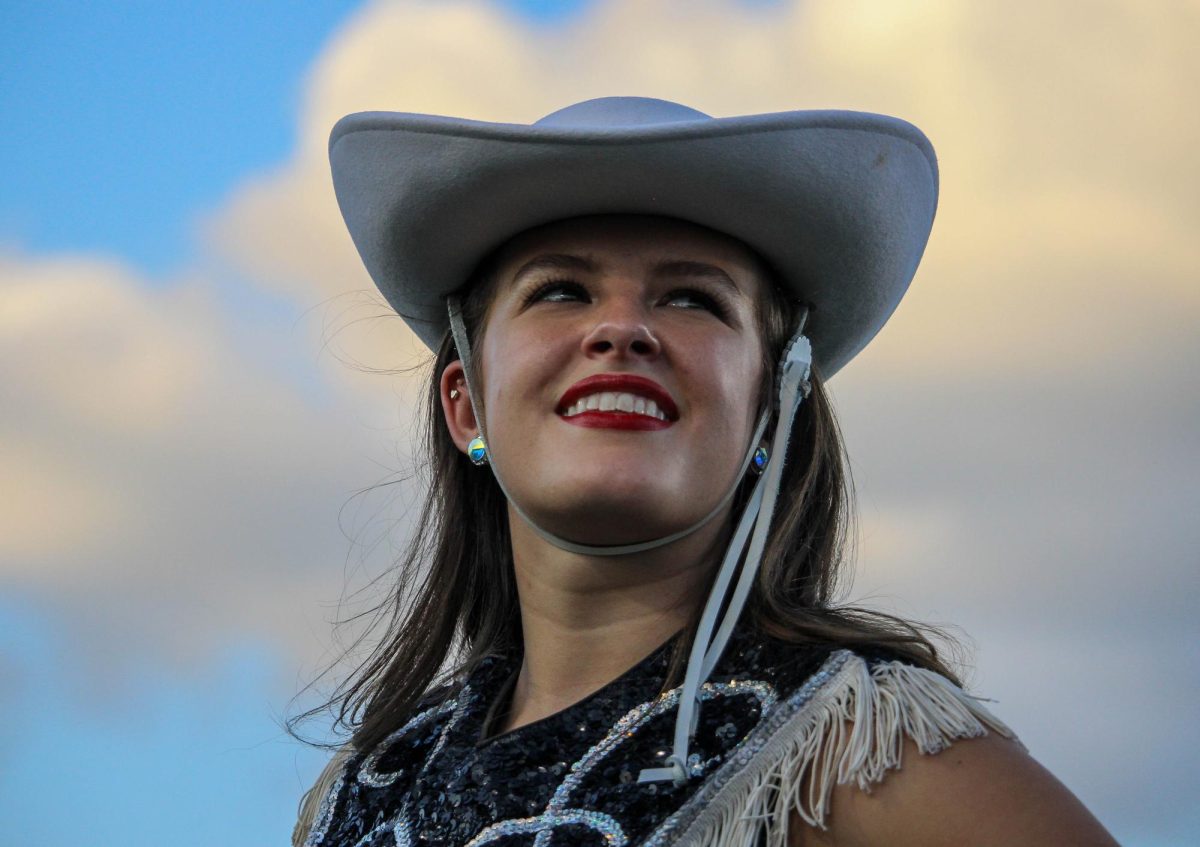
522, 279, 587, 306
522, 279, 730, 319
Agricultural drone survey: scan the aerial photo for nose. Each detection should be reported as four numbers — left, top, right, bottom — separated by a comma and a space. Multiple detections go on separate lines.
580, 299, 662, 360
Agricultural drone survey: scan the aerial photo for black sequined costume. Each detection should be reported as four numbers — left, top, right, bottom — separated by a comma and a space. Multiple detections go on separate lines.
306, 628, 824, 846
300, 625, 1012, 847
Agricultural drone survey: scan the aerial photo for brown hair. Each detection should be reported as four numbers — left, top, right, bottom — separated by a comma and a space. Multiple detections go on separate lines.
289, 230, 959, 757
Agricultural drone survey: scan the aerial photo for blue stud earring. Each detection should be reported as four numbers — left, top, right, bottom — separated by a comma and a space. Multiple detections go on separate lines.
751, 446, 769, 475
467, 435, 489, 466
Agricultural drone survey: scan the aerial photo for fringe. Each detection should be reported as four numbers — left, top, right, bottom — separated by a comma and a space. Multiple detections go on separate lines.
682, 653, 1018, 847
292, 744, 356, 847
290, 655, 1016, 847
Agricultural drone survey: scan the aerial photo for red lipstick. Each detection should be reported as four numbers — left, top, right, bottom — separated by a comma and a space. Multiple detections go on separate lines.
557, 373, 678, 431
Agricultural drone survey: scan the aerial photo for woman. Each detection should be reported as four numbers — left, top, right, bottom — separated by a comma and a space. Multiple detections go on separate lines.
293, 97, 1118, 846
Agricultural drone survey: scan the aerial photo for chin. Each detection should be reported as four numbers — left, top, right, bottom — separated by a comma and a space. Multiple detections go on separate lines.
524, 477, 694, 545
558, 466, 676, 505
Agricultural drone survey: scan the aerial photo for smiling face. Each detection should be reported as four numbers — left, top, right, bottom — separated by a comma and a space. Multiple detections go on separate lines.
442, 215, 770, 546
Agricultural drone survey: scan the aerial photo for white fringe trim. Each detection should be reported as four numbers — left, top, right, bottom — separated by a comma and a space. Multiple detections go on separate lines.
677, 652, 1018, 847
293, 744, 355, 847
291, 655, 1018, 847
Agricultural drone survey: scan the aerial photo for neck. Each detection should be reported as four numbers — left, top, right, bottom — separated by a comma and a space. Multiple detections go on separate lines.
497, 506, 730, 734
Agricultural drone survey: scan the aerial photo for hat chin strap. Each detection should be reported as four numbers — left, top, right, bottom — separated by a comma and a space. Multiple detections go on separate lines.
447, 296, 812, 784
447, 296, 770, 556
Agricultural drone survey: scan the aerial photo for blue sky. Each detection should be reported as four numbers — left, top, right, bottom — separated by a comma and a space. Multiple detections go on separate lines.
0, 599, 320, 843
2, 1, 1196, 845
0, 0, 593, 275
0, 4, 556, 842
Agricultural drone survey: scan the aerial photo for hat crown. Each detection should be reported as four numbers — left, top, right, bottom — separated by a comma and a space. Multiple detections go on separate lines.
534, 96, 711, 129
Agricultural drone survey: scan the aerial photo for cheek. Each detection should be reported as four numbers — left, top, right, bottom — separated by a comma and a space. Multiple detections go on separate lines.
478, 329, 561, 420
701, 338, 765, 420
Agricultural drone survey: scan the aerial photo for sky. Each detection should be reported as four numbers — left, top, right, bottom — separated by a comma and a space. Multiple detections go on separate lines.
1, 0, 1197, 844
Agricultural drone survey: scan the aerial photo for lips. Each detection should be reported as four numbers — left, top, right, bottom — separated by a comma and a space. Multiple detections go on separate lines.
556, 373, 679, 427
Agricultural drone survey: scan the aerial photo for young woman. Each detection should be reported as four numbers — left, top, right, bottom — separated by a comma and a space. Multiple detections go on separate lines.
293, 97, 1118, 846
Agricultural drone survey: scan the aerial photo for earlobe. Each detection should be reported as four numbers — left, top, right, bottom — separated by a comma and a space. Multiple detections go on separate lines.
467, 435, 489, 466
439, 361, 479, 453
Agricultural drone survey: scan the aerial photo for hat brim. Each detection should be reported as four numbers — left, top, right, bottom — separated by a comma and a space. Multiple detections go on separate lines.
329, 108, 937, 378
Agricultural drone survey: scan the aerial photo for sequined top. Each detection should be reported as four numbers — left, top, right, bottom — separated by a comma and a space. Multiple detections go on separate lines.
302, 627, 860, 847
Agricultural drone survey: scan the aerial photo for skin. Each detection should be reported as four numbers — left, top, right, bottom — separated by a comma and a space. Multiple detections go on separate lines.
791, 734, 1119, 846
440, 214, 1120, 846
442, 215, 767, 724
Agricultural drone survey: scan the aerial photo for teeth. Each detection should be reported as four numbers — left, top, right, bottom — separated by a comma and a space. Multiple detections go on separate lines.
562, 390, 672, 419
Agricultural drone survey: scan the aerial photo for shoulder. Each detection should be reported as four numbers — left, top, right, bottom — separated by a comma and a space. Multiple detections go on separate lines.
659, 640, 1025, 846
793, 730, 1118, 847
769, 649, 1117, 847
746, 646, 1019, 827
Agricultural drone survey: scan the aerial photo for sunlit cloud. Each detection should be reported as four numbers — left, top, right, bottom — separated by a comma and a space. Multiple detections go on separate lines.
0, 251, 420, 683
202, 0, 1199, 625
207, 0, 1199, 378
2, 1, 1195, 838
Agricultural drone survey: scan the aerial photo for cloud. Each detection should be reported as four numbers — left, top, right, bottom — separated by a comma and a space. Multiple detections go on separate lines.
0, 252, 426, 688
202, 0, 1199, 612
3, 0, 1196, 838
206, 0, 1200, 377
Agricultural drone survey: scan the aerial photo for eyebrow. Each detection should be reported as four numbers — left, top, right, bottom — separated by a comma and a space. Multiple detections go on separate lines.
511, 254, 744, 297
650, 260, 744, 297
511, 253, 599, 281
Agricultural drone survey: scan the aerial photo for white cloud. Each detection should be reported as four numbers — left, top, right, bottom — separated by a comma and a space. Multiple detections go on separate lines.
206, 0, 1200, 378
0, 252, 424, 683
3, 0, 1196, 838
207, 2, 1199, 824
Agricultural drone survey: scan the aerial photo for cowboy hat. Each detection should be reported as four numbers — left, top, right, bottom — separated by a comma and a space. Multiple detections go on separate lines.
329, 96, 937, 377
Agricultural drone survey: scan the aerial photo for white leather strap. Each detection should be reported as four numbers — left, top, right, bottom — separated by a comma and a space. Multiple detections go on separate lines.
448, 295, 813, 786
639, 324, 812, 785
700, 331, 811, 680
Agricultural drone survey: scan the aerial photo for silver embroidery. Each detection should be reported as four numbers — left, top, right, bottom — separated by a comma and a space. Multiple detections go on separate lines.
304, 770, 346, 847
314, 686, 473, 845
464, 809, 628, 846
392, 815, 413, 847
337, 660, 815, 847
351, 818, 397, 847
640, 650, 853, 847
357, 699, 458, 788
421, 689, 471, 775
526, 678, 778, 847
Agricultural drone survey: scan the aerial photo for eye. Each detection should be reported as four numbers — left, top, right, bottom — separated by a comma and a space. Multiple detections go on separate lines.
522, 279, 590, 306
662, 288, 728, 318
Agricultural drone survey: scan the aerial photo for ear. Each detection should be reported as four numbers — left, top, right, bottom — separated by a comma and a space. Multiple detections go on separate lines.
440, 361, 479, 454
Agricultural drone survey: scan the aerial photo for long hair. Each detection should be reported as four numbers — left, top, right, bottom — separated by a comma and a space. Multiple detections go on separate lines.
289, 246, 959, 757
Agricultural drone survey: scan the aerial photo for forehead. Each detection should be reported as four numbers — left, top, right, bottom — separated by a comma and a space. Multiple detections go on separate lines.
489, 215, 770, 284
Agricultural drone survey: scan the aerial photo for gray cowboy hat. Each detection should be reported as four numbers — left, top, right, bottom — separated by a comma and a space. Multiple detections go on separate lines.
329, 96, 938, 377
